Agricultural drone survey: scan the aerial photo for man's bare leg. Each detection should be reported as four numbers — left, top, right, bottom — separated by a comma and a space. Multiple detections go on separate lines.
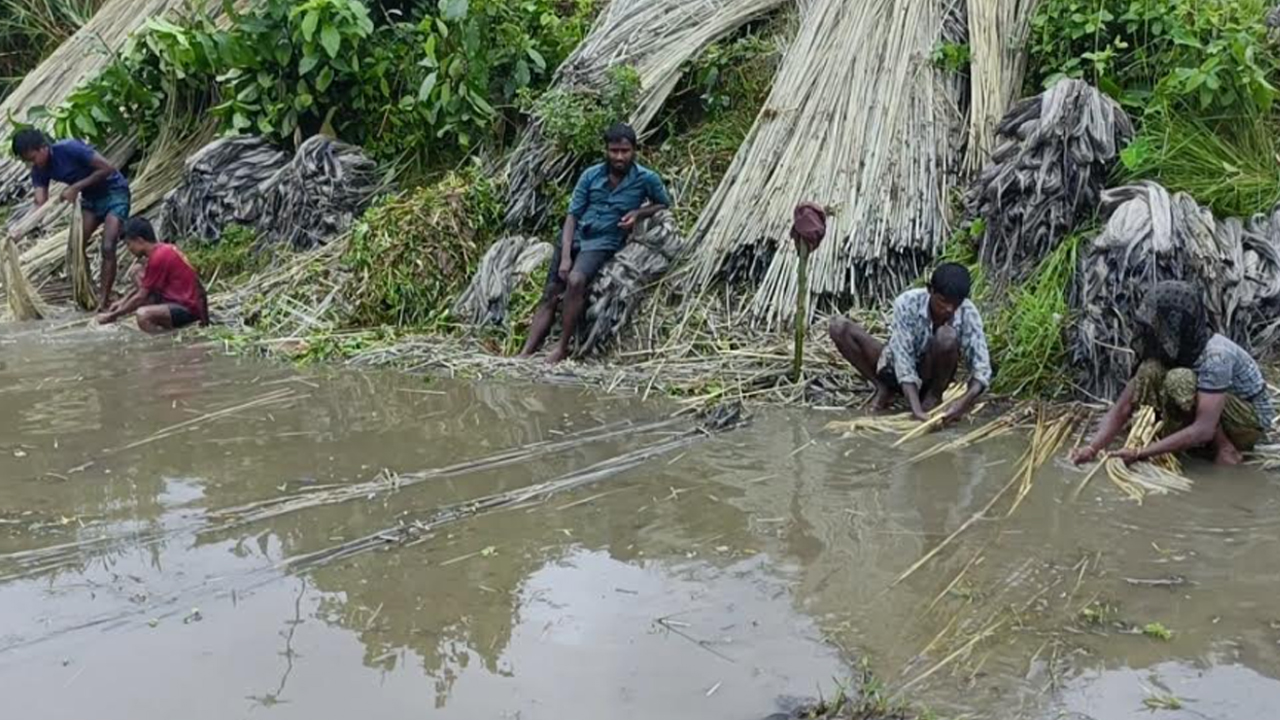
518, 285, 563, 358
919, 326, 960, 411
1211, 426, 1244, 466
135, 305, 175, 334
97, 213, 123, 311
546, 271, 588, 365
829, 316, 892, 408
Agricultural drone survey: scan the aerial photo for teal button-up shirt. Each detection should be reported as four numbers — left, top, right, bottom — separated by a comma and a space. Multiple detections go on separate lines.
569, 162, 671, 252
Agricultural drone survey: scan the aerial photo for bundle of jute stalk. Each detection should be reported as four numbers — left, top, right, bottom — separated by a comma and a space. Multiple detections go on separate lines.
825, 383, 966, 439
679, 0, 965, 326
966, 79, 1133, 286
2, 237, 46, 320
452, 235, 552, 327
1106, 406, 1194, 502
1071, 182, 1280, 397
578, 211, 684, 357
65, 197, 95, 310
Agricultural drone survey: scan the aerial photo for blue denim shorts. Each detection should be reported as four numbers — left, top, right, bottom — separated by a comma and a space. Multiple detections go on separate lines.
83, 189, 131, 221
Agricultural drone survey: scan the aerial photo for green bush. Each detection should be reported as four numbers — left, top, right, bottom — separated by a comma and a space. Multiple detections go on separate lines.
988, 234, 1081, 397
33, 0, 595, 170
182, 224, 269, 289
528, 64, 641, 159
1029, 0, 1280, 114
342, 168, 502, 328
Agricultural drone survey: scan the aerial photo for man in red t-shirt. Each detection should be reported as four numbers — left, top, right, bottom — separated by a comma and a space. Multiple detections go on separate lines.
96, 217, 208, 333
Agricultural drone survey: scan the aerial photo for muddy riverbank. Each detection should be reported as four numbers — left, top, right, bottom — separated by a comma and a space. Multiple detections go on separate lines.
1, 323, 1278, 719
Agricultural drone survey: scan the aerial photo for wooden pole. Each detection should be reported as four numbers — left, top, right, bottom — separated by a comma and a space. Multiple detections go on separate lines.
793, 242, 810, 383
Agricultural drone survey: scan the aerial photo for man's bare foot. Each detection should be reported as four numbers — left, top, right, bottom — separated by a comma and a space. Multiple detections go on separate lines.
1215, 444, 1244, 466
545, 346, 569, 365
921, 394, 940, 412
516, 350, 535, 359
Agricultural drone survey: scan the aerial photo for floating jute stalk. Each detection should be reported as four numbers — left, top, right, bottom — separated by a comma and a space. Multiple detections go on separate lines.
790, 202, 827, 382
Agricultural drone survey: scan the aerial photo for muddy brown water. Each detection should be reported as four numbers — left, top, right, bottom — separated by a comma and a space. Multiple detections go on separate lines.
1, 322, 1278, 720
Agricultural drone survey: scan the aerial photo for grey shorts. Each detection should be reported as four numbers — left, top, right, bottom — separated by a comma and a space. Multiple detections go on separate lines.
544, 244, 616, 292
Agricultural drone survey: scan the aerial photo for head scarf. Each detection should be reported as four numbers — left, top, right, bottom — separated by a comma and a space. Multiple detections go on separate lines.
1133, 281, 1211, 367
790, 202, 827, 252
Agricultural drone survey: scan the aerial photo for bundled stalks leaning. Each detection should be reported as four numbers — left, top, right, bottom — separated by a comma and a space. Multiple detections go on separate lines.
677, 0, 966, 326
65, 197, 94, 310
2, 236, 45, 320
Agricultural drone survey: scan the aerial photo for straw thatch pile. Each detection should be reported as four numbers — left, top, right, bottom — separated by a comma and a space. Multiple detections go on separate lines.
676, 0, 965, 328
966, 79, 1133, 285
1071, 182, 1280, 397
504, 0, 789, 227
161, 134, 386, 249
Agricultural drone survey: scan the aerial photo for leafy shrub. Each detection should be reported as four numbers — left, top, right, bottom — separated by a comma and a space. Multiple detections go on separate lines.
1029, 0, 1280, 114
528, 64, 641, 159
182, 224, 270, 288
34, 0, 595, 169
342, 167, 502, 328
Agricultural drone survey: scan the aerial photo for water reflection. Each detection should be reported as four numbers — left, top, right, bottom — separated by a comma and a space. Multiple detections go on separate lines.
1, 325, 1279, 720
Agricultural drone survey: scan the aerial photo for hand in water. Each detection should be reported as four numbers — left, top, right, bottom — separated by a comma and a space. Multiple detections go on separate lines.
1069, 446, 1098, 465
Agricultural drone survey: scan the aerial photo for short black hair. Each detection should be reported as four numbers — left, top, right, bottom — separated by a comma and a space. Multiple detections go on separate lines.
603, 123, 637, 148
11, 128, 48, 157
123, 217, 157, 243
929, 262, 972, 302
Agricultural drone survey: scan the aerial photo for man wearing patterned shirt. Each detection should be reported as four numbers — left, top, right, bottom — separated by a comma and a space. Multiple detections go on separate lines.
829, 263, 992, 423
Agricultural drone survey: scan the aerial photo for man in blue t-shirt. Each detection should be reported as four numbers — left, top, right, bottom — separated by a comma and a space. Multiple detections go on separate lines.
12, 129, 132, 311
517, 123, 671, 364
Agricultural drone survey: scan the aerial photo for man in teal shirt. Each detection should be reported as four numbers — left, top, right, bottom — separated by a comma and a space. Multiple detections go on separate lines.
519, 123, 671, 364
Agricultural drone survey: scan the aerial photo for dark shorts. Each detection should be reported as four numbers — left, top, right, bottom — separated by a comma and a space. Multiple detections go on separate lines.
83, 189, 131, 221
545, 244, 616, 292
876, 363, 937, 399
168, 304, 199, 329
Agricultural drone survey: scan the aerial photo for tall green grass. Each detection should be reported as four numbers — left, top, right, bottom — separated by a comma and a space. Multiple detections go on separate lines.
988, 234, 1081, 397
0, 0, 105, 98
1118, 110, 1280, 219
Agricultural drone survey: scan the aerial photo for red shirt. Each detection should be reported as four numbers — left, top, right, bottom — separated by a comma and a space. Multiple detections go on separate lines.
141, 244, 205, 321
